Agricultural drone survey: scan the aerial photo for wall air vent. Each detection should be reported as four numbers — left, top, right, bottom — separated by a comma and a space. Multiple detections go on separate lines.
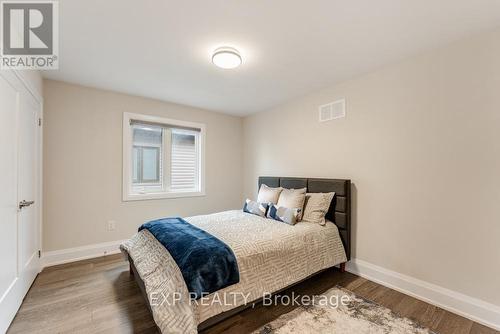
319, 98, 346, 122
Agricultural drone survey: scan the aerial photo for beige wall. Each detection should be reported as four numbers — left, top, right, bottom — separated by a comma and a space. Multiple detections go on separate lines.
43, 28, 500, 307
243, 29, 500, 306
43, 80, 243, 251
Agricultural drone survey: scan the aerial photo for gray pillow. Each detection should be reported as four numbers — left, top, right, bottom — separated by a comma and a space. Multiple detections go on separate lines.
266, 204, 301, 225
243, 199, 269, 217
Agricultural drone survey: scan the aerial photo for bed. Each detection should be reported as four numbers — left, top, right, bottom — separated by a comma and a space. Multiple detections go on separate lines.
121, 176, 351, 333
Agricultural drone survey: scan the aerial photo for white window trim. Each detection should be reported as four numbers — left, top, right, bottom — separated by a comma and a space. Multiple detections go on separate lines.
122, 112, 206, 201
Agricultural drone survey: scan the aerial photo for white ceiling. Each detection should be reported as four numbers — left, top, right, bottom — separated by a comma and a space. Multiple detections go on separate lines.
43, 0, 500, 116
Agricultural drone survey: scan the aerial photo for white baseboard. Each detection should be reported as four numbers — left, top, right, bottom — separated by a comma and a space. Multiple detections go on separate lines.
346, 258, 500, 331
42, 239, 127, 268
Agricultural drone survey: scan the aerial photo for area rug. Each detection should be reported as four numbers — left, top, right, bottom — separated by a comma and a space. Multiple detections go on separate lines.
253, 286, 434, 334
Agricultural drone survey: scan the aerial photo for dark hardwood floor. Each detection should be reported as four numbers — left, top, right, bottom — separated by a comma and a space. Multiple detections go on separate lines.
7, 254, 498, 334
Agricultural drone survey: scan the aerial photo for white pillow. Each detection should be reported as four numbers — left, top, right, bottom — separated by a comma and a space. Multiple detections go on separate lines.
277, 188, 307, 220
302, 192, 335, 226
257, 184, 283, 204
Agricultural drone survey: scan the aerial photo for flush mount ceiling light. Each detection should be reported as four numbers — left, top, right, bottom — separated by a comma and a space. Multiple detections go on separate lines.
212, 47, 242, 69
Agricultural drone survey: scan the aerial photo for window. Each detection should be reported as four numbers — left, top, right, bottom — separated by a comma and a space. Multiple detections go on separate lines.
123, 113, 205, 201
132, 124, 162, 185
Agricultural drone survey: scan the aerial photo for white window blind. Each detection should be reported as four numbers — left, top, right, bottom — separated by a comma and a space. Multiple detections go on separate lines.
171, 130, 199, 191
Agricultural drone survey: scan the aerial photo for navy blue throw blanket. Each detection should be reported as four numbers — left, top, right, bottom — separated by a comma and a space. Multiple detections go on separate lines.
139, 217, 239, 299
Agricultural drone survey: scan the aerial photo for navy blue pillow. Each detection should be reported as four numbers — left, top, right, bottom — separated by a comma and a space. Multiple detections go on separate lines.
243, 199, 269, 217
266, 204, 301, 225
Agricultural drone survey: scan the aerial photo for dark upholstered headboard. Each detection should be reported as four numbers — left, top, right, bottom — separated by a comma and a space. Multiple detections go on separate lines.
258, 176, 351, 261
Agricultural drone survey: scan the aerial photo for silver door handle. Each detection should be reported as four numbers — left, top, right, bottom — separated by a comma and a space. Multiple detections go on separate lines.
19, 200, 35, 209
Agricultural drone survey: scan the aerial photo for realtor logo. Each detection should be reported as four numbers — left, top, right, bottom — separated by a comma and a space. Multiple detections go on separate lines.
1, 1, 58, 69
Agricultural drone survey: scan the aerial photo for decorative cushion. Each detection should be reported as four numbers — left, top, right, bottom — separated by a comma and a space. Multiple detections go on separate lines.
243, 199, 269, 217
277, 187, 307, 220
302, 192, 335, 226
257, 184, 283, 204
266, 204, 301, 225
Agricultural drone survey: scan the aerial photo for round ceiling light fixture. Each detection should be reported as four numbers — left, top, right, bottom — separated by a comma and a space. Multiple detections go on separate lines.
212, 47, 242, 69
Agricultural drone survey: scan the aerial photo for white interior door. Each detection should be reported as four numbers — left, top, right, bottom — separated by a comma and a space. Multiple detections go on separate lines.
0, 71, 21, 334
18, 86, 41, 290
0, 71, 41, 334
